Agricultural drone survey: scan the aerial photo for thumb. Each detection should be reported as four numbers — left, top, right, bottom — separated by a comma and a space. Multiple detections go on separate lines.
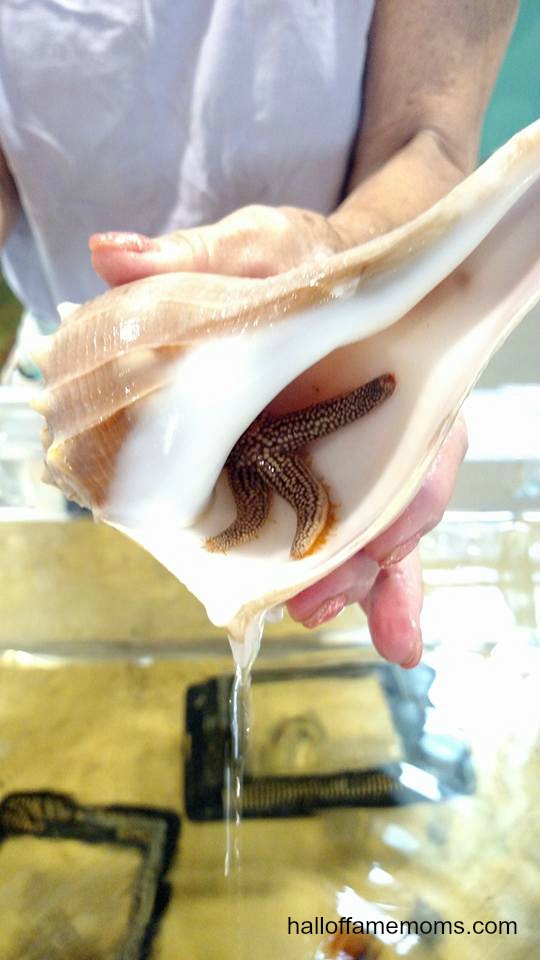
89, 205, 302, 286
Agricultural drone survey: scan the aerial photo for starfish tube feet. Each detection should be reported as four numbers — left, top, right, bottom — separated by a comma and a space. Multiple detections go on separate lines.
205, 466, 270, 553
260, 373, 396, 451
266, 452, 329, 558
204, 373, 395, 559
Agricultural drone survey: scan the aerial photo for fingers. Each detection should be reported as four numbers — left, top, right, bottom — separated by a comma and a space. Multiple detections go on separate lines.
362, 548, 424, 668
286, 552, 379, 628
288, 418, 467, 664
287, 547, 423, 667
360, 421, 466, 665
365, 416, 468, 566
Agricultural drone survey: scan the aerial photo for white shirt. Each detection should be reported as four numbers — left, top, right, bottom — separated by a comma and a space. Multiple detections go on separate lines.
0, 0, 375, 331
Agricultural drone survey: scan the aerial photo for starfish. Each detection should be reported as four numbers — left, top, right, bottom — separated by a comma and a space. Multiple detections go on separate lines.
205, 372, 396, 559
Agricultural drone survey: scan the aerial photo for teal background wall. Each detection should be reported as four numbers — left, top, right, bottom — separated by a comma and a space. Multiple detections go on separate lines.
480, 0, 540, 159
1, 1, 539, 362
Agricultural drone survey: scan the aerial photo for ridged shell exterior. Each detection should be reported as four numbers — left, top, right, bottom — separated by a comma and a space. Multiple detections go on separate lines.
36, 121, 540, 649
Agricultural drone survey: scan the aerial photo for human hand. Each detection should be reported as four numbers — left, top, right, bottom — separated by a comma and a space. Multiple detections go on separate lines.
287, 417, 468, 668
90, 204, 349, 286
90, 204, 467, 667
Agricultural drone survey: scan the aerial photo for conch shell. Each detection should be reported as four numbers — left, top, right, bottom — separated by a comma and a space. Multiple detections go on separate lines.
35, 121, 540, 659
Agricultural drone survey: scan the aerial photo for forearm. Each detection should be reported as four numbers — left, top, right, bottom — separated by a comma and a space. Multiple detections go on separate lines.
330, 0, 519, 245
0, 148, 19, 247
330, 129, 466, 244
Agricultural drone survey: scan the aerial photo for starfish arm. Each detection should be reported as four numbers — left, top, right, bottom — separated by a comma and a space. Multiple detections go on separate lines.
260, 373, 395, 453
205, 466, 270, 553
215, 373, 396, 557
262, 453, 329, 559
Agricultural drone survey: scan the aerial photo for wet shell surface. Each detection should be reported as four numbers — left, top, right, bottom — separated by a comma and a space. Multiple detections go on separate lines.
35, 121, 540, 658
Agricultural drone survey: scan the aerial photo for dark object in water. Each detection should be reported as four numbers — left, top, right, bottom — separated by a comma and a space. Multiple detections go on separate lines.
0, 790, 180, 960
184, 662, 475, 820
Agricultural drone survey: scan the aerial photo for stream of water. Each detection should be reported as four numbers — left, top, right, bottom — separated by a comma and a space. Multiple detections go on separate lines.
224, 661, 251, 880
223, 660, 253, 958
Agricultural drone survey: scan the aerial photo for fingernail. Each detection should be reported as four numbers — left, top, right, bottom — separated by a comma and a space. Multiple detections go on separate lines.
288, 553, 379, 622
89, 232, 155, 253
303, 593, 347, 629
380, 535, 421, 568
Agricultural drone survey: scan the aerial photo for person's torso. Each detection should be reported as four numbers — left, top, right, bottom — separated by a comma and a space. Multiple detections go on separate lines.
0, 0, 375, 326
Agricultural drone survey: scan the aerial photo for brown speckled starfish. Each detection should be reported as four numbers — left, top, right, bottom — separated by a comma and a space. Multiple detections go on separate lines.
205, 373, 396, 559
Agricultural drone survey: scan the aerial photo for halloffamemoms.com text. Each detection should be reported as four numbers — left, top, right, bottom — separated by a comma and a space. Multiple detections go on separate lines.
287, 917, 517, 936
